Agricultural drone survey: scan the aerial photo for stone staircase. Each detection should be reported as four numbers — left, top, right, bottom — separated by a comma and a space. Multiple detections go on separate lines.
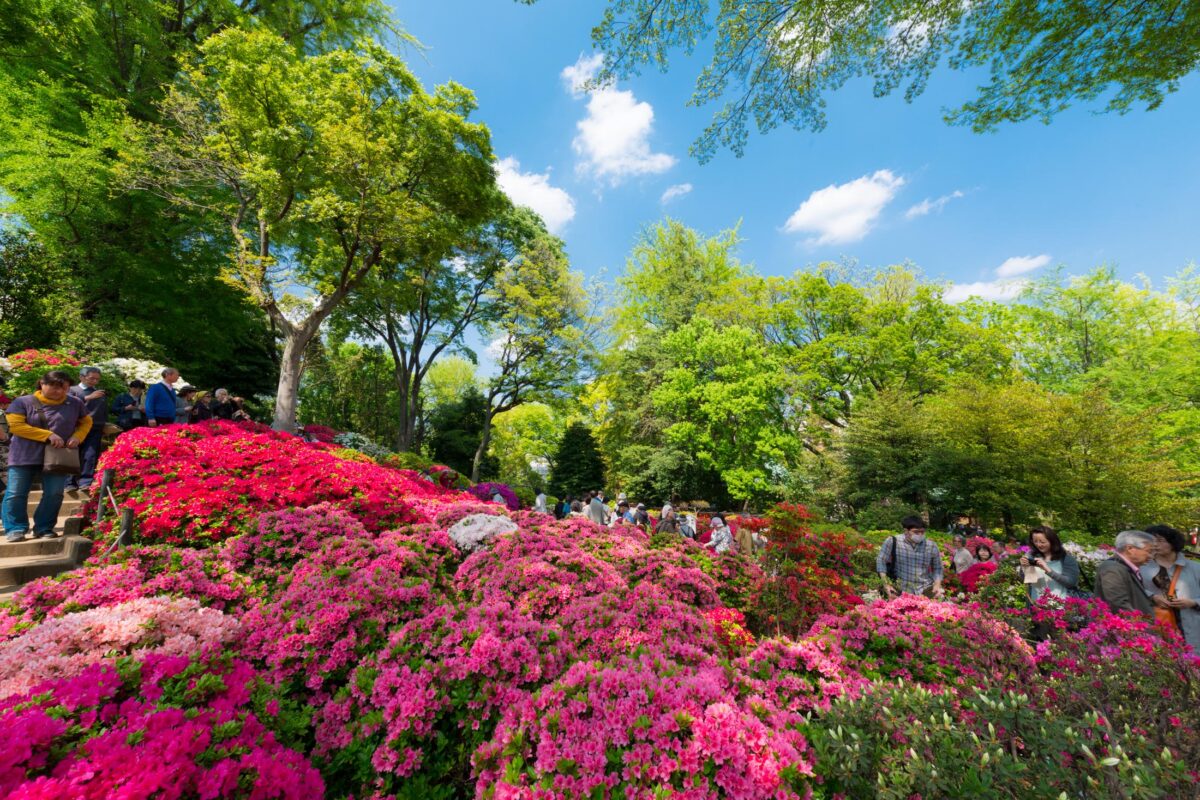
0, 489, 93, 594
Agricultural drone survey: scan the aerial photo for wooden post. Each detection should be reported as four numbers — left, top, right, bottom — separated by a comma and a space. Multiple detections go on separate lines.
96, 469, 116, 524
118, 507, 135, 547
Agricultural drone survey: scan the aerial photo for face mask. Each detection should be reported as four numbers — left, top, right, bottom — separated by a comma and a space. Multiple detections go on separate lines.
908, 534, 926, 544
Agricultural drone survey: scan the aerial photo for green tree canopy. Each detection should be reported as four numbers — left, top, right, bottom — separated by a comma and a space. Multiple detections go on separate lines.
130, 28, 502, 430
530, 0, 1200, 160
0, 0, 391, 386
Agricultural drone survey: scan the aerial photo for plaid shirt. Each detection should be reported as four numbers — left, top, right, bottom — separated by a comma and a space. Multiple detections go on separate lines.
877, 536, 944, 594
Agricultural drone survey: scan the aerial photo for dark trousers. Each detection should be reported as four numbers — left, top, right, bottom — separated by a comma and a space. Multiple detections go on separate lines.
67, 428, 105, 489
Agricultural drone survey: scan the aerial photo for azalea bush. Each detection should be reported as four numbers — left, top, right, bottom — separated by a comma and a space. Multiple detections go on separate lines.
1, 348, 82, 396
89, 421, 461, 546
1030, 597, 1200, 772
0, 545, 250, 639
301, 424, 340, 443
468, 481, 520, 510
809, 594, 1036, 688
0, 652, 323, 799
0, 596, 239, 699
474, 652, 817, 800
751, 503, 865, 637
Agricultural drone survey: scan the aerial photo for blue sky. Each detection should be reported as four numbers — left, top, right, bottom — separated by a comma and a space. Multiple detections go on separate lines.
392, 1, 1200, 300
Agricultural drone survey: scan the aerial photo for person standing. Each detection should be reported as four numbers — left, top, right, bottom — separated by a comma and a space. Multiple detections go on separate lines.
586, 492, 610, 525
66, 366, 107, 494
1018, 525, 1081, 602
2, 371, 92, 542
679, 512, 696, 540
951, 534, 975, 574
0, 395, 10, 492
145, 369, 180, 427
174, 386, 197, 425
190, 391, 214, 422
1140, 524, 1200, 650
1096, 530, 1160, 618
534, 491, 548, 514
876, 516, 945, 599
656, 508, 681, 535
211, 388, 236, 420
111, 380, 148, 431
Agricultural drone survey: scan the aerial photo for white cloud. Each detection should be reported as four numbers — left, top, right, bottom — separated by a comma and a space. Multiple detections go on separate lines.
784, 169, 905, 244
660, 183, 693, 204
943, 280, 1029, 304
495, 157, 576, 234
561, 54, 676, 185
560, 53, 604, 97
943, 253, 1050, 304
905, 190, 964, 219
995, 253, 1052, 278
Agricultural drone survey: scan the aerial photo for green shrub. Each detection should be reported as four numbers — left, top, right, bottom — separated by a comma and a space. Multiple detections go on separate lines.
807, 682, 1193, 800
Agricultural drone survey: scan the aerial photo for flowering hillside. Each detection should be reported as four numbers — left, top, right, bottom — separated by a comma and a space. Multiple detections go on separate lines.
88, 420, 463, 545
0, 424, 1197, 798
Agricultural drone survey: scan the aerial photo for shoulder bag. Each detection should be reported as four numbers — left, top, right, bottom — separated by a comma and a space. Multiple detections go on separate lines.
30, 399, 82, 476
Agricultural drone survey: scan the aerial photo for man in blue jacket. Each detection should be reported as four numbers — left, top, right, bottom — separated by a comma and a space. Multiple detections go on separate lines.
145, 368, 181, 427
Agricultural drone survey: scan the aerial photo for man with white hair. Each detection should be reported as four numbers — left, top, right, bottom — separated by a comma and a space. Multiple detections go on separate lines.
1096, 530, 1164, 618
211, 388, 235, 420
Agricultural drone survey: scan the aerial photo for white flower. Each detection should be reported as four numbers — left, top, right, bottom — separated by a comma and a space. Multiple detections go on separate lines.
98, 357, 186, 387
332, 431, 393, 460
447, 513, 518, 554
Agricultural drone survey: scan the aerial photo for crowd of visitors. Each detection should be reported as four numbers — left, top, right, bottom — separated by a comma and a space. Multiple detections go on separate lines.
1, 366, 250, 543
549, 491, 755, 554
888, 515, 1200, 650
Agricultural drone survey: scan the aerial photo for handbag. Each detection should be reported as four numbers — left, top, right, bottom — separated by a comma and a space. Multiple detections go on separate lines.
1153, 565, 1182, 632
30, 399, 82, 476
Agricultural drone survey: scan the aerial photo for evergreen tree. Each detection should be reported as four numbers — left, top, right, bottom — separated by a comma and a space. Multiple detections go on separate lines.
549, 423, 606, 498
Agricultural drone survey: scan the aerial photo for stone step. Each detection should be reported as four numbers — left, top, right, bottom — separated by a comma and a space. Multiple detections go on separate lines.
0, 535, 94, 590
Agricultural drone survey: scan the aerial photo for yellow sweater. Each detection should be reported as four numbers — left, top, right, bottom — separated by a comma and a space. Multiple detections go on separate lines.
5, 390, 93, 442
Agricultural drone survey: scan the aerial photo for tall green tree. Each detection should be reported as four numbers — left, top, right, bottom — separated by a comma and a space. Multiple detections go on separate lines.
426, 385, 497, 478
599, 219, 745, 501
489, 403, 562, 492
1051, 390, 1196, 535
923, 380, 1062, 535
130, 29, 500, 430
336, 205, 540, 451
298, 338, 400, 445
529, 0, 1200, 159
839, 388, 937, 520
652, 318, 797, 505
0, 230, 60, 354
0, 0, 389, 381
470, 231, 596, 480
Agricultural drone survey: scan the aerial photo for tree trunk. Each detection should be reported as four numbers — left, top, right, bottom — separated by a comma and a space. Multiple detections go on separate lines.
471, 409, 495, 482
271, 332, 307, 432
1001, 507, 1014, 539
